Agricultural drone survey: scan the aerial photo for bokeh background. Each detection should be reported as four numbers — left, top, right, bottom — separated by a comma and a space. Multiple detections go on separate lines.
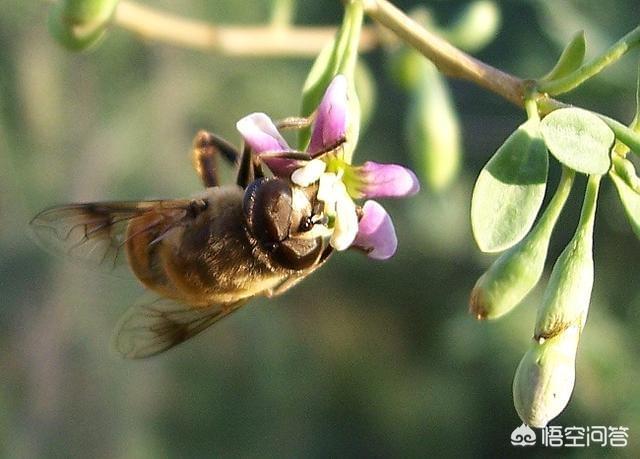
2, 0, 639, 457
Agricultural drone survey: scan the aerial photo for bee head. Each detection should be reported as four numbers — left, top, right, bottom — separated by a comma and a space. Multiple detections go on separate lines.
243, 177, 324, 270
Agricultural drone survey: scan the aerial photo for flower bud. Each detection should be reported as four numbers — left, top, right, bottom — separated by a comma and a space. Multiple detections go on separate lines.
406, 59, 461, 192
48, 0, 119, 51
385, 7, 434, 90
441, 1, 501, 53
610, 155, 640, 238
387, 46, 422, 90
513, 326, 579, 428
470, 169, 574, 319
534, 175, 600, 339
612, 155, 640, 192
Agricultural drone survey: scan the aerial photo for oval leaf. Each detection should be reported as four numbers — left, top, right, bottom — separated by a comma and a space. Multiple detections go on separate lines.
541, 108, 614, 175
540, 30, 586, 83
471, 119, 549, 252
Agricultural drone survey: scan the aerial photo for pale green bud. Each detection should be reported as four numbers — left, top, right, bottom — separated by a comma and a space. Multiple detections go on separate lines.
513, 326, 580, 428
612, 155, 640, 192
534, 175, 600, 339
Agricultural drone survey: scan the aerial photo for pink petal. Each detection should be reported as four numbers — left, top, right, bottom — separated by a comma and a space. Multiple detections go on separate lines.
236, 112, 294, 176
236, 112, 289, 153
357, 161, 420, 198
352, 201, 398, 260
308, 75, 348, 156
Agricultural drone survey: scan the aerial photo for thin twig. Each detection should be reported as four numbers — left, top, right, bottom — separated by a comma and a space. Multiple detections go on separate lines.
114, 1, 378, 57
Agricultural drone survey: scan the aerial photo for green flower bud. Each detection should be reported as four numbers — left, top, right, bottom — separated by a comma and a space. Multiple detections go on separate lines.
406, 59, 461, 192
299, 1, 362, 163
387, 46, 423, 90
354, 61, 376, 135
441, 1, 501, 53
534, 175, 600, 339
385, 7, 433, 90
48, 0, 119, 51
513, 326, 580, 428
470, 168, 575, 319
610, 155, 640, 239
612, 154, 640, 192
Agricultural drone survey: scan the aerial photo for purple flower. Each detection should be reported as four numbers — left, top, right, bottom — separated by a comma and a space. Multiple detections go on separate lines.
354, 201, 398, 260
236, 74, 419, 259
308, 74, 348, 155
350, 161, 420, 199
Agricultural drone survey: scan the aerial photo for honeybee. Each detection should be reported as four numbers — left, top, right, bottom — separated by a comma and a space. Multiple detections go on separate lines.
31, 125, 340, 358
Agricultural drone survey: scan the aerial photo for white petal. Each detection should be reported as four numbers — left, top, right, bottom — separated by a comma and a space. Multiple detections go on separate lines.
291, 159, 327, 187
317, 172, 339, 208
330, 185, 358, 250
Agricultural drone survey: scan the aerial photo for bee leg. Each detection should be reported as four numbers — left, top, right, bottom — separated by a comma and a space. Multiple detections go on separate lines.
264, 274, 307, 298
236, 143, 263, 188
278, 114, 347, 160
265, 246, 333, 298
236, 144, 313, 188
276, 115, 314, 131
192, 130, 240, 188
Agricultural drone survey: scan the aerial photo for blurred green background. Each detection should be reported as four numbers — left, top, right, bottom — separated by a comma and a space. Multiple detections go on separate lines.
1, 0, 639, 457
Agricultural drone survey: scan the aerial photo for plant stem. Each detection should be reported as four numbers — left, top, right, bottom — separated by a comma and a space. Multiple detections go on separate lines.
538, 25, 640, 96
530, 166, 575, 241
524, 98, 539, 121
576, 174, 601, 238
42, 0, 362, 56
361, 0, 527, 106
599, 115, 640, 158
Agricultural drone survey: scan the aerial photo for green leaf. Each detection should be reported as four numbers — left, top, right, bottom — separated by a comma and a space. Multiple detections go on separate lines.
541, 108, 614, 175
540, 30, 586, 83
610, 157, 640, 239
471, 119, 549, 253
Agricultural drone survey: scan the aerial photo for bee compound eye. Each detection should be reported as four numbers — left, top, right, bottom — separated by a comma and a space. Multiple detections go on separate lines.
243, 178, 293, 245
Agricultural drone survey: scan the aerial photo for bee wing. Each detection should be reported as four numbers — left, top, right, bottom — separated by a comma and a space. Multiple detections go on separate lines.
29, 200, 196, 275
112, 295, 249, 359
